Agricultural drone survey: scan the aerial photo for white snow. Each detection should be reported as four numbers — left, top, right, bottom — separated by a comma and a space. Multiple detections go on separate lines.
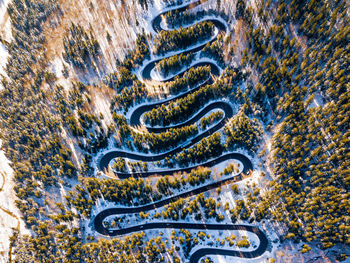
0, 0, 10, 19
89, 164, 278, 263
0, 43, 8, 91
0, 0, 11, 91
312, 93, 324, 107
0, 140, 29, 263
0, 0, 11, 82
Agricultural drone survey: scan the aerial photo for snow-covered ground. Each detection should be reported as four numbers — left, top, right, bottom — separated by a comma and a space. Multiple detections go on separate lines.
0, 0, 342, 262
91, 160, 243, 212
0, 2, 20, 261
99, 165, 256, 229
0, 0, 11, 91
92, 99, 247, 180
0, 140, 29, 263
306, 92, 324, 110
0, 0, 10, 17
0, 43, 7, 91
0, 0, 11, 40
88, 167, 279, 263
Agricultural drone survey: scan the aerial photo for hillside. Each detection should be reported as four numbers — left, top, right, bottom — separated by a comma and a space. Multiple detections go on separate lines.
0, 0, 349, 262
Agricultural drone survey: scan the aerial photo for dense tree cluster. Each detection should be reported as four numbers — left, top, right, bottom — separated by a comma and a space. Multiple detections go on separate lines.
156, 52, 195, 77
54, 83, 109, 154
0, 0, 84, 231
3, 0, 350, 260
104, 67, 137, 92
166, 65, 211, 94
111, 157, 127, 172
121, 32, 150, 69
158, 192, 226, 224
161, 194, 207, 221
5, 0, 59, 80
200, 111, 224, 129
111, 80, 149, 112
238, 0, 350, 250
201, 40, 224, 66
132, 124, 198, 153
224, 110, 263, 153
0, 0, 105, 261
133, 32, 151, 65
67, 166, 215, 216
127, 160, 149, 173
144, 70, 240, 126
156, 167, 211, 195
236, 237, 251, 248
175, 132, 223, 165
112, 113, 199, 154
154, 21, 215, 54
63, 23, 100, 68
66, 177, 156, 216
164, 9, 196, 28
164, 7, 229, 29
266, 90, 350, 247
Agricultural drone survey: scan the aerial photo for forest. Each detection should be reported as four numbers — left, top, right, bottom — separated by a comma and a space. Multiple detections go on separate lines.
156, 52, 195, 77
166, 65, 211, 94
63, 23, 100, 69
143, 69, 240, 126
200, 111, 224, 129
154, 21, 215, 54
0, 0, 348, 262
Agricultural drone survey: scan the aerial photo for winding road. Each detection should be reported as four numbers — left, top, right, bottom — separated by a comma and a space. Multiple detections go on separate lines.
95, 1, 268, 262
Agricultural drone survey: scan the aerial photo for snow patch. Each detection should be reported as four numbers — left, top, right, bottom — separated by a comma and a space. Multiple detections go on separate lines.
0, 43, 8, 91
0, 0, 12, 91
0, 140, 29, 263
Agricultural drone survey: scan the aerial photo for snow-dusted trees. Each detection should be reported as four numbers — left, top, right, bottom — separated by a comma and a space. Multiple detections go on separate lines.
63, 23, 100, 68
237, 0, 350, 249
167, 65, 211, 94
111, 80, 148, 111
154, 21, 215, 54
200, 111, 224, 129
132, 125, 198, 153
201, 39, 224, 65
144, 76, 235, 127
156, 52, 195, 77
175, 132, 223, 165
224, 110, 263, 153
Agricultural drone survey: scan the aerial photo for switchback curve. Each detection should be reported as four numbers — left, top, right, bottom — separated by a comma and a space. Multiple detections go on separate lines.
94, 2, 268, 262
